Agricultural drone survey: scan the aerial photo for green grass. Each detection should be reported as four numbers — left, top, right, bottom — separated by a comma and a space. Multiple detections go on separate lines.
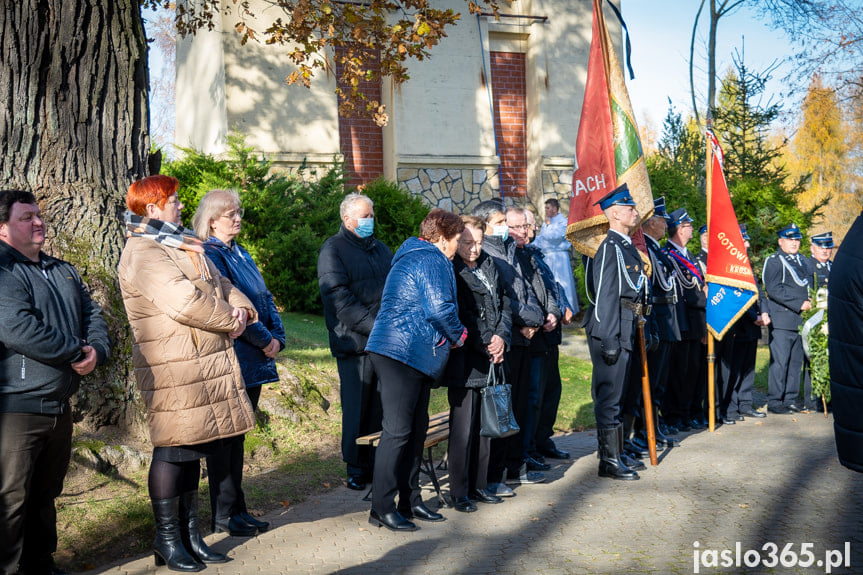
754, 344, 770, 393
557, 355, 597, 431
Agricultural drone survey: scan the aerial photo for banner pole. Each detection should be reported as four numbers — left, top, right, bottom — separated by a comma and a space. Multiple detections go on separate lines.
708, 333, 716, 432
638, 317, 658, 466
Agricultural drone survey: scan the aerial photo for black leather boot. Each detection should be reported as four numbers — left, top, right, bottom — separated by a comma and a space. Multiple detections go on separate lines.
152, 497, 205, 572
597, 427, 639, 480
653, 411, 676, 447
180, 491, 228, 564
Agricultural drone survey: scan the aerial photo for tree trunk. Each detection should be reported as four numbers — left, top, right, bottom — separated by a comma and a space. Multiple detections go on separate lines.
0, 1, 150, 429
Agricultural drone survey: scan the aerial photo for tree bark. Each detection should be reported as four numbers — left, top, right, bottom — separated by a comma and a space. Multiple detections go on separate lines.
0, 1, 150, 428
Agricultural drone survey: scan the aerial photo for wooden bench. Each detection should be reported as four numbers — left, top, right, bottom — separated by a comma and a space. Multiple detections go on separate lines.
356, 410, 451, 507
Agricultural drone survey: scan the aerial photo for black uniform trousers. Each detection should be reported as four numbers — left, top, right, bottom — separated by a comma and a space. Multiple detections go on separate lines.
693, 341, 710, 420
663, 339, 701, 425
447, 387, 490, 499
206, 386, 262, 522
0, 410, 72, 575
336, 354, 383, 477
488, 346, 531, 483
587, 337, 633, 429
369, 353, 431, 515
535, 345, 562, 452
719, 337, 758, 416
802, 359, 819, 410
767, 328, 803, 410
647, 340, 672, 412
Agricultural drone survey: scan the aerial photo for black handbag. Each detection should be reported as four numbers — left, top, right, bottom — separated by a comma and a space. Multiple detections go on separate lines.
480, 364, 520, 438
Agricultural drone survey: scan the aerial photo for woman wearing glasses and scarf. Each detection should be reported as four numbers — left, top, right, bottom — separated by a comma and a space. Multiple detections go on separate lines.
118, 176, 257, 571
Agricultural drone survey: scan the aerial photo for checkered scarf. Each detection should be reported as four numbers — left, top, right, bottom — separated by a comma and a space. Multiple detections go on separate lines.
124, 213, 203, 254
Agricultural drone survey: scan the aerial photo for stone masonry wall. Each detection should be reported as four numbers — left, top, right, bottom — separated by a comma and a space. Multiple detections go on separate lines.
397, 167, 502, 214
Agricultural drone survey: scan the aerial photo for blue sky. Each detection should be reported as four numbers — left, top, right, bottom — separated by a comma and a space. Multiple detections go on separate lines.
621, 1, 797, 132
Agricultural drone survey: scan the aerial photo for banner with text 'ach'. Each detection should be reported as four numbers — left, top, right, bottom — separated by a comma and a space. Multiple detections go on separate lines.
705, 130, 758, 340
565, 0, 653, 258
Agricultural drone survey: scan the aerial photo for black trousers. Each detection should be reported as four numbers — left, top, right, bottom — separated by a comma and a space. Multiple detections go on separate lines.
663, 339, 701, 424
648, 340, 672, 411
369, 353, 432, 515
802, 358, 819, 410
206, 386, 262, 522
767, 328, 803, 409
523, 350, 548, 456
535, 346, 562, 451
336, 354, 383, 477
719, 337, 758, 416
693, 341, 709, 419
447, 387, 490, 499
0, 410, 72, 574
620, 342, 644, 418
488, 346, 531, 482
587, 337, 632, 429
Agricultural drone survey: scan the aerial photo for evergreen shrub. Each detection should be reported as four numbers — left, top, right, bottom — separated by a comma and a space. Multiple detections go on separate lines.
163, 134, 429, 313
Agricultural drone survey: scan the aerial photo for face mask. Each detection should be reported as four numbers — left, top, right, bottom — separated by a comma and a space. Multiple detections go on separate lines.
355, 217, 374, 238
491, 225, 509, 241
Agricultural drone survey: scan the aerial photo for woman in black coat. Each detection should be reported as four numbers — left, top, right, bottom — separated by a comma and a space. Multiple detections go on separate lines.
443, 215, 512, 512
829, 211, 863, 473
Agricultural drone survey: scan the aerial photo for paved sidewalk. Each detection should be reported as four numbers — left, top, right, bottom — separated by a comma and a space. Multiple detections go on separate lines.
90, 410, 863, 575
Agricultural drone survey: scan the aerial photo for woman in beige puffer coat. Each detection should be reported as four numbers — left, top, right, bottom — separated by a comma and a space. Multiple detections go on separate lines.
118, 175, 257, 572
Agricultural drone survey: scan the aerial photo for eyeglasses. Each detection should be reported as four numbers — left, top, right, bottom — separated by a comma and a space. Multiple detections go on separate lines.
221, 208, 245, 220
508, 224, 532, 230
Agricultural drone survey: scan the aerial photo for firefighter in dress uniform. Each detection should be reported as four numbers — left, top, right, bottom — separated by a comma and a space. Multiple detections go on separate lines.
632, 196, 681, 451
662, 208, 707, 432
762, 222, 812, 414
802, 231, 833, 412
582, 184, 649, 481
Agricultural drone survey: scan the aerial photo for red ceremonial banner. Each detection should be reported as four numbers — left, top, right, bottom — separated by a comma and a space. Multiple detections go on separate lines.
566, 0, 616, 258
566, 0, 653, 258
705, 134, 758, 294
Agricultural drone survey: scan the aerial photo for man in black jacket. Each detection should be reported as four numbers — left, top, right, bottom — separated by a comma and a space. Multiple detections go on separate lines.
0, 190, 111, 575
318, 193, 392, 491
506, 207, 562, 480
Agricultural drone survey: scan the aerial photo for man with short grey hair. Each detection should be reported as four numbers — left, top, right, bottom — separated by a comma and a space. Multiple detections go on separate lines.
318, 193, 392, 491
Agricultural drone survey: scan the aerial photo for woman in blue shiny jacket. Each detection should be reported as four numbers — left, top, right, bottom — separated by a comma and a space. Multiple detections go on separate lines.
365, 209, 467, 532
192, 189, 286, 537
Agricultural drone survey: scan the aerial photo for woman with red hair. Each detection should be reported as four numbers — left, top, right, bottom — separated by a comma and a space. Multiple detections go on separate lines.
118, 175, 258, 571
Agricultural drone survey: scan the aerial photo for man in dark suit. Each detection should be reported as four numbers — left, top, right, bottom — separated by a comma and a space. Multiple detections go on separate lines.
662, 208, 707, 432
582, 184, 649, 481
762, 223, 812, 414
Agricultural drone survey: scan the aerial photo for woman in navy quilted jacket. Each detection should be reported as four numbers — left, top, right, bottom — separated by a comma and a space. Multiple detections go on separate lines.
192, 189, 286, 536
365, 208, 468, 532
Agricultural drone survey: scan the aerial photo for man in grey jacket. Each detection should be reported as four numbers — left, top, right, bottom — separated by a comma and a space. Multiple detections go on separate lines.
0, 190, 111, 575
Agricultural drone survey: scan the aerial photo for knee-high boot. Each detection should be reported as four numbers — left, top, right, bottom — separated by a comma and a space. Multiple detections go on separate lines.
597, 426, 639, 480
152, 497, 205, 572
623, 413, 650, 458
619, 418, 647, 471
180, 491, 228, 564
